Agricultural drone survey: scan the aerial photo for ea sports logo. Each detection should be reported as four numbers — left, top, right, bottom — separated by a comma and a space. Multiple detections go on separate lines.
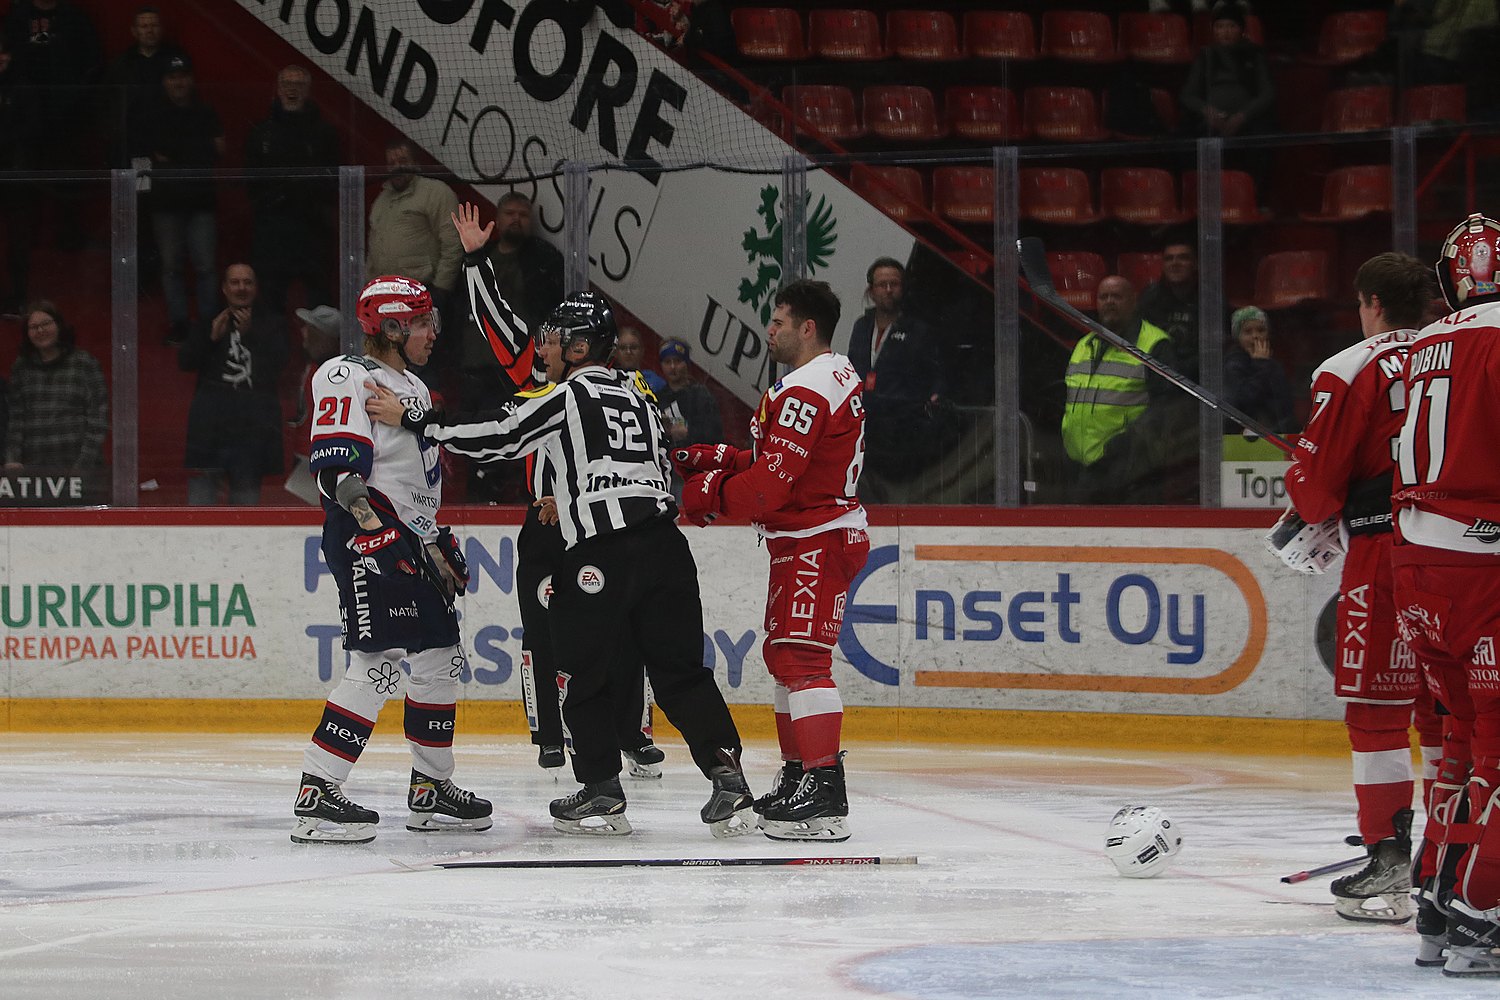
577, 566, 605, 594
537, 575, 554, 610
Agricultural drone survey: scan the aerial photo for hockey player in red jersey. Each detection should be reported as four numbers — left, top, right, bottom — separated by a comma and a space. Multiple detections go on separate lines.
678, 279, 869, 842
1392, 213, 1500, 975
1284, 252, 1441, 923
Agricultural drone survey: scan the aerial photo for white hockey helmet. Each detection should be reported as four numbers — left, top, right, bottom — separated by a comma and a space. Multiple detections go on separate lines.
1105, 805, 1182, 878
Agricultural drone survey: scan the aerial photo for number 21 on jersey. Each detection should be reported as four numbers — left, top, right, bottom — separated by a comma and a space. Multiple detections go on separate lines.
316, 396, 353, 426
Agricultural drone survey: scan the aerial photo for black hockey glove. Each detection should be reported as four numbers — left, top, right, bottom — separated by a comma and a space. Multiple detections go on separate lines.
430, 526, 470, 593
348, 524, 421, 578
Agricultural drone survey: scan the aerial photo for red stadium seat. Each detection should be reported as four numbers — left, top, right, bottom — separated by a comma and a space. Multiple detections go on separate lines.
1118, 12, 1192, 64
887, 10, 962, 60
1254, 251, 1331, 309
731, 8, 807, 60
946, 249, 993, 280
864, 85, 946, 142
1041, 10, 1118, 63
1322, 86, 1393, 132
1045, 251, 1109, 311
1024, 87, 1108, 143
1403, 84, 1466, 125
1102, 87, 1178, 139
1019, 168, 1103, 225
782, 85, 863, 142
1182, 170, 1269, 224
1311, 10, 1387, 65
1117, 252, 1164, 292
946, 85, 1024, 142
1100, 168, 1191, 225
851, 165, 926, 221
933, 166, 995, 224
964, 10, 1037, 60
809, 9, 884, 61
1300, 165, 1392, 221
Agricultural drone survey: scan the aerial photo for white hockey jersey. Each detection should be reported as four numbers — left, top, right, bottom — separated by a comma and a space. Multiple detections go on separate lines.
308, 354, 442, 540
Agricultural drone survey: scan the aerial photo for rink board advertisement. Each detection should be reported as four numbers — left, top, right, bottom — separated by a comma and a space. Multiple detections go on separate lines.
0, 514, 1340, 722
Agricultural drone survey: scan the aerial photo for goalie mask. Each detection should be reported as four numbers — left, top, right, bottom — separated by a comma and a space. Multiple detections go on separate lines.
1105, 805, 1182, 878
542, 291, 617, 372
1436, 213, 1500, 310
357, 275, 440, 354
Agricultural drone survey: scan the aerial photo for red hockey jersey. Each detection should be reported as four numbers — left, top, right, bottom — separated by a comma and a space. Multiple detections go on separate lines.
1286, 328, 1418, 526
720, 351, 868, 537
1394, 300, 1500, 552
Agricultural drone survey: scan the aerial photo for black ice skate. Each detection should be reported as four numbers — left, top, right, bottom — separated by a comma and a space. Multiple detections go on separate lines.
753, 760, 803, 816
623, 743, 665, 780
759, 759, 850, 843
1416, 886, 1449, 967
701, 762, 756, 838
550, 777, 632, 836
1331, 808, 1413, 923
1444, 898, 1500, 976
406, 770, 494, 833
291, 773, 379, 845
537, 744, 566, 769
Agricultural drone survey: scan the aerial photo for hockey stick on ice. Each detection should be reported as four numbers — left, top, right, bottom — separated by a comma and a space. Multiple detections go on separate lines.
432, 855, 918, 870
1017, 236, 1295, 456
1279, 855, 1365, 884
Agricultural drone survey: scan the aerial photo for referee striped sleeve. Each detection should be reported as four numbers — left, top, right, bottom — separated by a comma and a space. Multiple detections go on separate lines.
423, 389, 567, 463
464, 255, 546, 389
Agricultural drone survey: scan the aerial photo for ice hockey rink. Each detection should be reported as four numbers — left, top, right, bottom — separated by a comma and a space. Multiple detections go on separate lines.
0, 734, 1486, 1000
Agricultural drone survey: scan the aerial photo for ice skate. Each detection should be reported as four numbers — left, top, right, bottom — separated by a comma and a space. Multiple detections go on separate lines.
1416, 886, 1449, 967
701, 764, 756, 838
623, 743, 664, 780
1331, 808, 1413, 923
537, 744, 566, 770
291, 773, 379, 845
759, 759, 850, 843
1444, 898, 1500, 976
550, 777, 632, 836
752, 760, 803, 816
406, 770, 494, 833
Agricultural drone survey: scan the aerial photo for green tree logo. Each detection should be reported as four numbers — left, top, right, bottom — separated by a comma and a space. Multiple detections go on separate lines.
738, 185, 839, 323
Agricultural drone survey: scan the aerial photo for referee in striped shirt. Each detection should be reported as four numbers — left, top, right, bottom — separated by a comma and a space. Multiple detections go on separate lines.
366, 291, 755, 838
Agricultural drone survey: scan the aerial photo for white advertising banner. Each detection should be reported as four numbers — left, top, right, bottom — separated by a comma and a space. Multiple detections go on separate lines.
0, 521, 1341, 721
234, 0, 917, 404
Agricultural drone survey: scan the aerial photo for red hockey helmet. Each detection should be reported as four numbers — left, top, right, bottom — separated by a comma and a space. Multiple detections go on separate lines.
1436, 213, 1500, 310
356, 275, 439, 343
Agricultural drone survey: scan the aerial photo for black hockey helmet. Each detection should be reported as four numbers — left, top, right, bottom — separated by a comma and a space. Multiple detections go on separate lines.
542, 291, 617, 367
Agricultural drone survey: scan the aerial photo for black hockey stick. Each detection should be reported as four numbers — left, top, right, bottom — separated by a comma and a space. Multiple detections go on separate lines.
1017, 236, 1295, 456
433, 855, 918, 869
1280, 855, 1365, 884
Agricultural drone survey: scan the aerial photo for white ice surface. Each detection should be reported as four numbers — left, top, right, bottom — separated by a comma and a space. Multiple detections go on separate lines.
0, 735, 1486, 999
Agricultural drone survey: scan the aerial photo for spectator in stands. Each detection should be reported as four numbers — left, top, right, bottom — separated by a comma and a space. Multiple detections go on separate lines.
179, 263, 288, 505
4, 300, 106, 471
1138, 241, 1200, 363
142, 53, 224, 347
1223, 305, 1297, 433
244, 64, 339, 321
656, 337, 722, 497
615, 326, 666, 393
103, 4, 184, 167
848, 257, 948, 501
289, 304, 343, 429
1180, 1, 1275, 137
1063, 276, 1194, 505
366, 137, 462, 372
0, 0, 102, 305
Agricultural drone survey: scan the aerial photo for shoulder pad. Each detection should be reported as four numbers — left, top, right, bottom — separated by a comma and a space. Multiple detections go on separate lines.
342, 354, 380, 371
517, 383, 557, 400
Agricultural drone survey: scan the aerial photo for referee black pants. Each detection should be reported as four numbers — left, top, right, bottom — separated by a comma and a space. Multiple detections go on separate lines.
549, 515, 742, 785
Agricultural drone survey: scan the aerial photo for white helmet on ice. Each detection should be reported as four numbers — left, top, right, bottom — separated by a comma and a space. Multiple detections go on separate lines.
1105, 805, 1182, 878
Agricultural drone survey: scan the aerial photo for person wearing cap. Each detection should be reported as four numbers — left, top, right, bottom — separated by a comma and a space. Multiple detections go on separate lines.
656, 338, 722, 497
290, 305, 344, 428
1180, 1, 1274, 138
140, 49, 224, 346
1223, 305, 1296, 434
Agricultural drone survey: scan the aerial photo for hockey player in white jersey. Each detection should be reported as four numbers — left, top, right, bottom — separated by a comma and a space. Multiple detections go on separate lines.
291, 275, 493, 844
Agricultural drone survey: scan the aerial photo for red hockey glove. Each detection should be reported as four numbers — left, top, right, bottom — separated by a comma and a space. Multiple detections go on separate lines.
672, 443, 741, 477
349, 525, 420, 577
681, 469, 727, 526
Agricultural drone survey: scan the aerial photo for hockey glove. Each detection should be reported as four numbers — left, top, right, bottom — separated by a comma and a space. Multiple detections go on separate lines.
400, 400, 437, 434
349, 525, 421, 578
1264, 507, 1344, 575
681, 469, 727, 526
428, 526, 470, 596
672, 443, 743, 476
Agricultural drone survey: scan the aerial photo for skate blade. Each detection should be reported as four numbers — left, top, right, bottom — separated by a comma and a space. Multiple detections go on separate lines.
291, 816, 376, 845
1443, 946, 1500, 976
1333, 892, 1415, 923
406, 812, 495, 833
552, 815, 633, 836
759, 815, 850, 843
708, 806, 758, 839
627, 761, 663, 780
